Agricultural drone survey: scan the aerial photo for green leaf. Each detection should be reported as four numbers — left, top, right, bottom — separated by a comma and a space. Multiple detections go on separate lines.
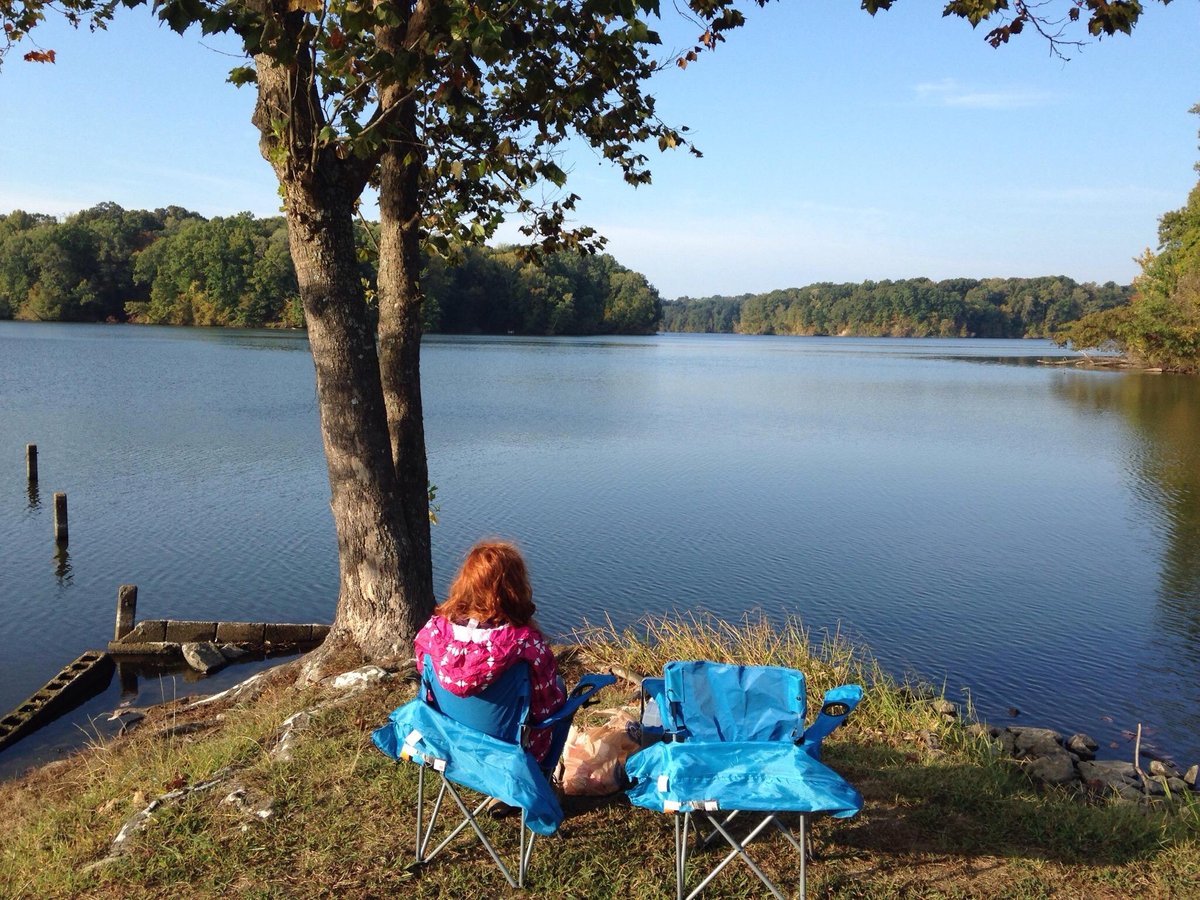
942, 0, 1007, 28
227, 66, 257, 87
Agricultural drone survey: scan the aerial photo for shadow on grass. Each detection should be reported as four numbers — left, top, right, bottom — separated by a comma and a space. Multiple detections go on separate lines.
828, 742, 1177, 869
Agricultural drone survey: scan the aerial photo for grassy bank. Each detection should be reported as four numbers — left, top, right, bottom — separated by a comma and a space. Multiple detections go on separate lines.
1, 615, 1196, 899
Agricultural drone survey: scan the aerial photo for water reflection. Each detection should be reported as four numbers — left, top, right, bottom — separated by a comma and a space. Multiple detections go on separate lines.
52, 544, 72, 586
26, 480, 40, 510
188, 327, 310, 353
1053, 372, 1200, 657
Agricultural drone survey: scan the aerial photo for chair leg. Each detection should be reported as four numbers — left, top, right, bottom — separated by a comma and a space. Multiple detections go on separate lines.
417, 776, 457, 861
699, 810, 741, 850
799, 815, 806, 900
674, 813, 687, 900
517, 808, 538, 888
762, 813, 810, 899
688, 813, 786, 900
435, 776, 521, 887
415, 764, 424, 863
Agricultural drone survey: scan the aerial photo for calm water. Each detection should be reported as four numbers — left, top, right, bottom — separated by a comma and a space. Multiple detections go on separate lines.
2, 322, 1198, 774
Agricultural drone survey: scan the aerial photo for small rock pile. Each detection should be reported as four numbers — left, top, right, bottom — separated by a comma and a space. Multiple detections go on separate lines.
961, 719, 1199, 803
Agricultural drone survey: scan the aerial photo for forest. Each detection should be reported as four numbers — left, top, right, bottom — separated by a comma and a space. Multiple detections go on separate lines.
1, 202, 1138, 341
662, 278, 1133, 339
0, 204, 661, 335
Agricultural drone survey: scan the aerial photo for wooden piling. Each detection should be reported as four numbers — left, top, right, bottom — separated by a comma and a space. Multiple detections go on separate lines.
53, 492, 68, 544
26, 444, 38, 482
115, 584, 138, 641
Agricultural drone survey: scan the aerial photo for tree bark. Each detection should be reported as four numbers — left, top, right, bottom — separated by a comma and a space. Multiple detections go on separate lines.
252, 34, 433, 669
375, 58, 434, 621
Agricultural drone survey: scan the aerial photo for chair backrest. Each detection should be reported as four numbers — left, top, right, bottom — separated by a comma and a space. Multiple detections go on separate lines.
663, 660, 806, 743
421, 656, 532, 745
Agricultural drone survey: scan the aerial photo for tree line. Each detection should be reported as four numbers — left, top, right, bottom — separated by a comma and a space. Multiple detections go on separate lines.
662, 277, 1132, 339
4, 203, 1147, 343
0, 203, 660, 335
0, 204, 302, 326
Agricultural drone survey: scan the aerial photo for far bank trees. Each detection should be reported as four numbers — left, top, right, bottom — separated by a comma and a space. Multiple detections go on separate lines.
664, 277, 1130, 338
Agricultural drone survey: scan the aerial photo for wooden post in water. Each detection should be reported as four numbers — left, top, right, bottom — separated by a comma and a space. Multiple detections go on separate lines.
53, 492, 68, 545
26, 444, 38, 482
115, 584, 138, 641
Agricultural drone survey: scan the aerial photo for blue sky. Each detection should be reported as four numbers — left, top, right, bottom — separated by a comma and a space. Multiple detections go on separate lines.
1, 2, 1197, 299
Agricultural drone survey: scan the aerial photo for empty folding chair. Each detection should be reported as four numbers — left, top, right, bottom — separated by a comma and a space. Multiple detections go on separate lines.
373, 657, 615, 887
627, 660, 863, 899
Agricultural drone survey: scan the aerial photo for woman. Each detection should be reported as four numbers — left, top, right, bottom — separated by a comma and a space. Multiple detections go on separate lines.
414, 540, 566, 763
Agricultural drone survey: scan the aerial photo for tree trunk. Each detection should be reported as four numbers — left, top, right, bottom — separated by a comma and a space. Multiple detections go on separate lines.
375, 90, 434, 620
253, 39, 433, 671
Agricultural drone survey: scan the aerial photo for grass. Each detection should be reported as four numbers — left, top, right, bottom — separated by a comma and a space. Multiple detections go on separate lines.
1, 613, 1196, 899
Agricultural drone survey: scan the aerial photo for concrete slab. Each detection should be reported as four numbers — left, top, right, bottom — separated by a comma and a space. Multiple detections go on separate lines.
118, 620, 167, 643
216, 622, 266, 644
264, 623, 313, 643
164, 621, 218, 643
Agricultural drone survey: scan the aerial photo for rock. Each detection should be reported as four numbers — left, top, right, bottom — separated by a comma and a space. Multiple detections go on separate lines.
965, 723, 997, 741
1078, 759, 1138, 784
1144, 776, 1167, 797
999, 729, 1017, 757
218, 643, 249, 661
1009, 727, 1064, 760
222, 784, 276, 822
1184, 764, 1198, 787
1077, 759, 1161, 799
931, 699, 958, 719
1027, 751, 1078, 786
1166, 777, 1189, 795
1148, 759, 1177, 778
181, 641, 227, 675
1066, 733, 1098, 761
330, 665, 390, 690
1113, 782, 1145, 803
899, 685, 937, 703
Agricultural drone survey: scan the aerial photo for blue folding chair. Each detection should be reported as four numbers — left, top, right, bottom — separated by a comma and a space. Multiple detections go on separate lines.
627, 660, 864, 900
372, 657, 614, 887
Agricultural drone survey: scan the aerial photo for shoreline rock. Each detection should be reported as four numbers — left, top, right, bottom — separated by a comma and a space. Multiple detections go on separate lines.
975, 723, 1198, 804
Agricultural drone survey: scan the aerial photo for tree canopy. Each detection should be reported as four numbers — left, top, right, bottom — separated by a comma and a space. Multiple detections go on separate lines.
1056, 103, 1200, 372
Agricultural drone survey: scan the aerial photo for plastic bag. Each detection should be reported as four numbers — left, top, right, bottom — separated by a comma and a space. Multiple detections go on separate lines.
557, 708, 642, 796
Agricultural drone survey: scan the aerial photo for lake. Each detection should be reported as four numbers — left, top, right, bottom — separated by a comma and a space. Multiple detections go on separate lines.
1, 322, 1197, 776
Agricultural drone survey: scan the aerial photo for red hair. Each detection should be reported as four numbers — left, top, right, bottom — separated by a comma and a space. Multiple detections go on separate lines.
437, 540, 536, 627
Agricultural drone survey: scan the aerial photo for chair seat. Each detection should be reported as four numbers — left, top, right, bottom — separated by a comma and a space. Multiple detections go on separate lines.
373, 695, 563, 835
626, 740, 862, 817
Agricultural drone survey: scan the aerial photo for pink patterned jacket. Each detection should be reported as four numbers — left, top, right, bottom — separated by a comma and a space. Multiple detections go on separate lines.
414, 614, 566, 762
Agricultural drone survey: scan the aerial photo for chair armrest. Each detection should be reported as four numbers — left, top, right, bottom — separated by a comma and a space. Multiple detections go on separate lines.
538, 673, 616, 729
639, 676, 667, 735
799, 684, 864, 759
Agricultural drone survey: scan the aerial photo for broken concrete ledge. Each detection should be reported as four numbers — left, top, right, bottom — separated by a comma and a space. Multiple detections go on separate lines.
0, 651, 115, 752
108, 620, 330, 656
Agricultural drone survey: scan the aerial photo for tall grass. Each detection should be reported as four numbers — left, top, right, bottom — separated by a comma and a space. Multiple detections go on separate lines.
575, 611, 964, 752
